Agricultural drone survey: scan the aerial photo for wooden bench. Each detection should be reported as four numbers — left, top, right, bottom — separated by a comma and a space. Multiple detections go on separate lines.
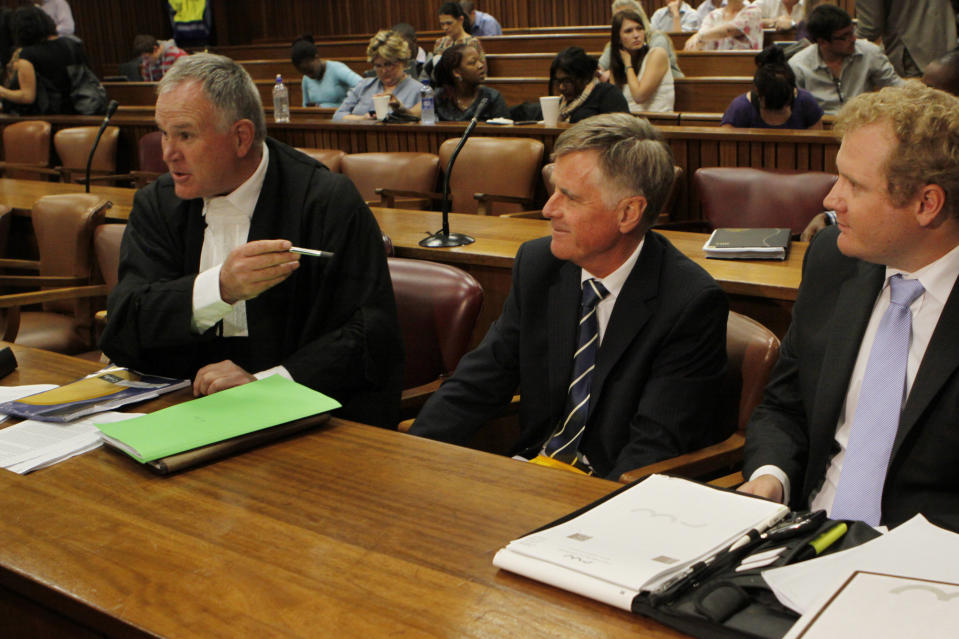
0, 113, 837, 225
104, 76, 752, 114
232, 51, 756, 80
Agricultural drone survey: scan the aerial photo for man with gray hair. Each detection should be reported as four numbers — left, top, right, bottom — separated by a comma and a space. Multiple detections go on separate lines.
411, 113, 728, 480
101, 54, 403, 428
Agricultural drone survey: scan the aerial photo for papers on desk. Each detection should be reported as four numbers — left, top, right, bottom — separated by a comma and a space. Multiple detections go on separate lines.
0, 411, 140, 474
96, 375, 341, 463
0, 368, 188, 423
492, 474, 789, 610
0, 384, 57, 425
783, 571, 959, 639
765, 515, 959, 615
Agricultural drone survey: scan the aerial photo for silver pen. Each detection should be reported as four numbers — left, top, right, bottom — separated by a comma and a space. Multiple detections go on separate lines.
289, 247, 335, 259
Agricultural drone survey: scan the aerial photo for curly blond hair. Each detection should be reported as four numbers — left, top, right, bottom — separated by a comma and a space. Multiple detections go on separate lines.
366, 29, 411, 64
835, 81, 959, 216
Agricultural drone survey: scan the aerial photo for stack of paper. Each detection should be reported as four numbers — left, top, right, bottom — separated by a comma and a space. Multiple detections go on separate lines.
783, 571, 959, 639
765, 515, 959, 614
0, 384, 57, 425
493, 474, 789, 610
0, 368, 188, 423
0, 411, 140, 474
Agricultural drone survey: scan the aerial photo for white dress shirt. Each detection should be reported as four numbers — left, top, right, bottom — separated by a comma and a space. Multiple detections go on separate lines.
189, 144, 290, 380
581, 239, 645, 345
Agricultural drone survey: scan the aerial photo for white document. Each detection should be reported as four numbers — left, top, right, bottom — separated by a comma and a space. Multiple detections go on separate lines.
764, 515, 959, 614
0, 384, 58, 425
783, 571, 959, 639
0, 411, 142, 474
493, 474, 789, 610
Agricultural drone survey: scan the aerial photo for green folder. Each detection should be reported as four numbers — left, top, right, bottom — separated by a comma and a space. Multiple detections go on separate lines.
95, 375, 341, 463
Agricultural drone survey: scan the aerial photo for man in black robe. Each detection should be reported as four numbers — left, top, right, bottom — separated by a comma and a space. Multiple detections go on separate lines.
101, 54, 402, 428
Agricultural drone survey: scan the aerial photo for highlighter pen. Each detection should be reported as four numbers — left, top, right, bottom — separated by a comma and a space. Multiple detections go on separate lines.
289, 247, 335, 259
793, 522, 848, 562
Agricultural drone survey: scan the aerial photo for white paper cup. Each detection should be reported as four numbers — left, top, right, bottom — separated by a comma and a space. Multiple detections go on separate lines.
372, 95, 391, 121
540, 96, 561, 127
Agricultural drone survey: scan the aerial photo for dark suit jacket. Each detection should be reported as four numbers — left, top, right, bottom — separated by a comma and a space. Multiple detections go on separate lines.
100, 138, 403, 428
411, 232, 729, 480
744, 226, 959, 531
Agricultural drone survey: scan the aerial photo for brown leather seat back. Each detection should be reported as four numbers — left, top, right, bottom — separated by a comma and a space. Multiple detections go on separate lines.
0, 205, 10, 257
695, 167, 837, 234
341, 152, 440, 202
296, 148, 347, 173
54, 126, 120, 179
725, 311, 781, 433
388, 257, 483, 389
94, 224, 126, 291
32, 194, 109, 316
439, 137, 545, 214
3, 120, 52, 179
138, 130, 166, 173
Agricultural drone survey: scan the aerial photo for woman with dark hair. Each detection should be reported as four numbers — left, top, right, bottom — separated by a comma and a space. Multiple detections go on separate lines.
608, 10, 674, 113
291, 34, 361, 107
721, 46, 823, 129
547, 46, 628, 123
0, 5, 85, 114
433, 44, 508, 121
433, 2, 484, 62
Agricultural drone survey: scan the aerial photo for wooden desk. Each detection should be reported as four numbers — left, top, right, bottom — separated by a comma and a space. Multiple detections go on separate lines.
0, 343, 686, 638
0, 177, 135, 221
371, 208, 803, 339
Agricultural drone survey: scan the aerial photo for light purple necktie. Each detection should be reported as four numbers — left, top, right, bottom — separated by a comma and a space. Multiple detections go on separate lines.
830, 274, 925, 526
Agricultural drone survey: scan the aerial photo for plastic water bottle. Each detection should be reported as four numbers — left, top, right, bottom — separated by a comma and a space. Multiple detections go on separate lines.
273, 74, 290, 123
420, 81, 436, 125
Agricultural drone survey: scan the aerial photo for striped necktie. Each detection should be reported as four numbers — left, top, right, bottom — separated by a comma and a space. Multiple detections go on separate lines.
543, 278, 609, 472
830, 274, 925, 526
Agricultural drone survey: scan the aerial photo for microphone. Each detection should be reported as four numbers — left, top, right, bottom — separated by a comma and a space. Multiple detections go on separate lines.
420, 97, 489, 248
85, 99, 119, 193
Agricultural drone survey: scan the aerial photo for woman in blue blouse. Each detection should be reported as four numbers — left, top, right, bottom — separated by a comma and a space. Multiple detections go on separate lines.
333, 30, 423, 121
291, 35, 362, 108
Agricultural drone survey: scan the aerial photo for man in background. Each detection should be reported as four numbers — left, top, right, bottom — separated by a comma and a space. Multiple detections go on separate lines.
33, 0, 72, 38
856, 0, 957, 78
460, 1, 502, 37
789, 4, 903, 115
133, 34, 188, 81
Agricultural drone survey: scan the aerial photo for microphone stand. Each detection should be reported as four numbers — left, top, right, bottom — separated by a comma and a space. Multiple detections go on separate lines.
419, 97, 489, 248
85, 99, 119, 193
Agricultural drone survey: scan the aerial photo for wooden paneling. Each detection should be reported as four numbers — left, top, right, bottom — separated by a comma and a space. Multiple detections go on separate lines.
0, 113, 838, 223
0, 1, 859, 78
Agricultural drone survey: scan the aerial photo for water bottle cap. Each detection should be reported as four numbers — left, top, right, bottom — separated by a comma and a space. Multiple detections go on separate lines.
276, 74, 283, 83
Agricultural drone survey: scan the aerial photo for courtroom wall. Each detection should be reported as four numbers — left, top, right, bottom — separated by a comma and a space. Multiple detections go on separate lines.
0, 0, 856, 76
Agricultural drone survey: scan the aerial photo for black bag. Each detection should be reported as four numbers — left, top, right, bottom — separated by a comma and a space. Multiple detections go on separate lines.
64, 39, 107, 115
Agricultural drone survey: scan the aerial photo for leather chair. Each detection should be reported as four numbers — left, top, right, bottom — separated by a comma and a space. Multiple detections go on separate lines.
130, 130, 165, 187
379, 137, 545, 215
694, 167, 838, 235
618, 311, 781, 484
295, 148, 347, 173
341, 152, 440, 207
0, 194, 111, 354
388, 257, 483, 421
53, 126, 121, 184
0, 120, 56, 180
0, 205, 9, 258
